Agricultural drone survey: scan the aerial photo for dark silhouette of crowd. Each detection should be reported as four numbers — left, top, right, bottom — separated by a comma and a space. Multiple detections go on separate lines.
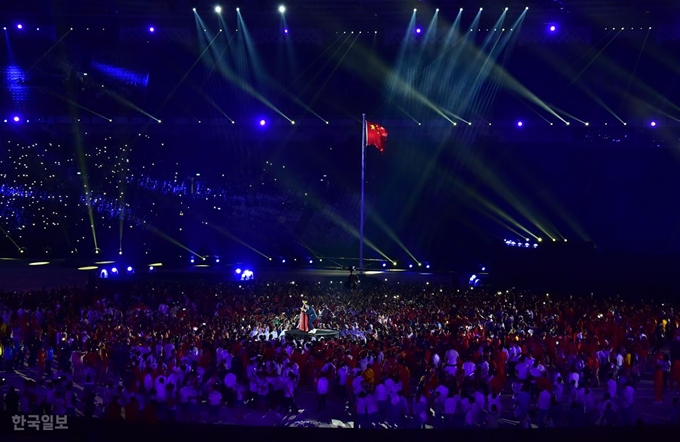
1, 281, 680, 428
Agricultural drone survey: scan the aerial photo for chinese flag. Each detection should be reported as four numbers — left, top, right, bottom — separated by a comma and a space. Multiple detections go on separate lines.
366, 121, 388, 153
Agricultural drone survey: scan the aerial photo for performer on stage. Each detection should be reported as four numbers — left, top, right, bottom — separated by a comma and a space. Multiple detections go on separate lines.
346, 266, 359, 291
298, 300, 319, 333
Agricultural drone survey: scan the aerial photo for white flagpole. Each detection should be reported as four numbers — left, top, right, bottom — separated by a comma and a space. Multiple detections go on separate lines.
360, 114, 366, 274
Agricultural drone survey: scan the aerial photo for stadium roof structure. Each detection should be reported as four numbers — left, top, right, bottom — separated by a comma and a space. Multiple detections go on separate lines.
2, 0, 679, 21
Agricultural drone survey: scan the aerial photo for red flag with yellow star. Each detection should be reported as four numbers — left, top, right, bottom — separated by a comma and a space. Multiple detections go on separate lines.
366, 121, 388, 153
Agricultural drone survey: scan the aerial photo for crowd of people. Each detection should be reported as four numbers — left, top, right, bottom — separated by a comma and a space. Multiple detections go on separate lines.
1, 279, 680, 428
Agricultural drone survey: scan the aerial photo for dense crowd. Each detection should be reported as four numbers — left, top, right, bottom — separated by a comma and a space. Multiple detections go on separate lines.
1, 280, 680, 428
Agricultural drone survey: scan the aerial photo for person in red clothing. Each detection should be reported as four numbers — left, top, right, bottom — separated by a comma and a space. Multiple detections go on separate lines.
124, 396, 140, 422
654, 358, 664, 404
536, 371, 552, 393
105, 396, 123, 421
489, 371, 505, 394
143, 399, 159, 424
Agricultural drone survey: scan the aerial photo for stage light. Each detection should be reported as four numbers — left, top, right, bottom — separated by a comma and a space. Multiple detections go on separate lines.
309, 259, 313, 264
12, 116, 20, 122
149, 266, 154, 272
436, 8, 439, 12
549, 24, 556, 32
291, 121, 295, 125
415, 28, 421, 33
409, 264, 413, 268
100, 269, 108, 279
127, 266, 134, 273
259, 119, 266, 126
2, 27, 6, 31
111, 267, 118, 274
383, 263, 387, 267
17, 24, 23, 30
215, 6, 222, 13
284, 28, 288, 34
426, 264, 430, 269
216, 258, 220, 263
279, 5, 286, 13
192, 8, 196, 12
235, 268, 242, 274
517, 121, 523, 127
651, 121, 657, 127
149, 27, 155, 33
190, 256, 195, 264
282, 259, 286, 263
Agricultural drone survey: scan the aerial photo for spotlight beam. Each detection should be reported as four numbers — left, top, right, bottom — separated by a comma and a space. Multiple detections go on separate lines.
308, 34, 360, 109
28, 29, 72, 71
562, 29, 622, 94
143, 223, 205, 260
207, 223, 271, 260
619, 27, 650, 112
0, 223, 21, 251
156, 31, 222, 113
46, 91, 111, 121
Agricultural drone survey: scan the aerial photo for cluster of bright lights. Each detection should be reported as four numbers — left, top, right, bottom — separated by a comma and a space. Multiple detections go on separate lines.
504, 239, 539, 248
235, 267, 255, 281
203, 5, 284, 13
99, 265, 134, 279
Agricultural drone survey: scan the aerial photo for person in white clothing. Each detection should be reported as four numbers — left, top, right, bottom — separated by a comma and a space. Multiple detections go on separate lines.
620, 381, 635, 424
464, 396, 481, 427
487, 392, 502, 413
463, 360, 476, 378
515, 357, 530, 382
445, 348, 459, 366
207, 386, 222, 423
317, 374, 329, 411
537, 388, 551, 427
443, 390, 460, 428
607, 375, 617, 399
433, 384, 449, 422
375, 382, 388, 421
355, 391, 369, 429
365, 391, 379, 427
283, 373, 297, 414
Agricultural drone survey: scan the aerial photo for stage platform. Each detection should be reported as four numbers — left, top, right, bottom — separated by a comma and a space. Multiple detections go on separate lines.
284, 328, 340, 339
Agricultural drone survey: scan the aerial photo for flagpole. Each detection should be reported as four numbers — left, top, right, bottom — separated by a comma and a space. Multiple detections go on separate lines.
360, 114, 366, 275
